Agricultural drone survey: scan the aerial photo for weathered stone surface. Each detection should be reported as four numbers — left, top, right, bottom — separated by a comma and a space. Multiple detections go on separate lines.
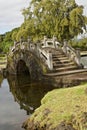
7, 43, 87, 86
7, 50, 44, 81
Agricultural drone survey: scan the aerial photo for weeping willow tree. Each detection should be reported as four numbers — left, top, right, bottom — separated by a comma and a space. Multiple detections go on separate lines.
18, 0, 87, 42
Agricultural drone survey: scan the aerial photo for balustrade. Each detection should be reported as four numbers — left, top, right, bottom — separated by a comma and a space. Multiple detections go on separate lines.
62, 41, 81, 67
38, 48, 53, 70
41, 36, 61, 49
9, 36, 82, 70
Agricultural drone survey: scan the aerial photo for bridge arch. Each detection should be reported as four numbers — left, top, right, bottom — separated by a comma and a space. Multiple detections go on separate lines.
7, 50, 43, 80
16, 59, 30, 75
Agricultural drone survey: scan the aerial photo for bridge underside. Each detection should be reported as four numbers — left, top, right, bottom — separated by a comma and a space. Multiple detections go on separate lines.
17, 60, 30, 75
7, 50, 43, 81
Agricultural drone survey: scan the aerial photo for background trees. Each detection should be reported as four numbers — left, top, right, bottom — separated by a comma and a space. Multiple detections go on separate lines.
0, 0, 87, 53
21, 0, 87, 42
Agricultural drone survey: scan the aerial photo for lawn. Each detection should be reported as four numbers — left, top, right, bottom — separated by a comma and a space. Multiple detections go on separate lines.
24, 83, 87, 130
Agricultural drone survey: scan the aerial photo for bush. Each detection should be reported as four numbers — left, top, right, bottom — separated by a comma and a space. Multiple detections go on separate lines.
69, 38, 87, 50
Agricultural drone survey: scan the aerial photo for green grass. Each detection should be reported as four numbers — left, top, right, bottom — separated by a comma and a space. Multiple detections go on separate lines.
28, 83, 87, 129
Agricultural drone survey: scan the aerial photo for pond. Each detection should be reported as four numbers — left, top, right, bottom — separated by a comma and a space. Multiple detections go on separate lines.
0, 56, 87, 130
0, 74, 54, 130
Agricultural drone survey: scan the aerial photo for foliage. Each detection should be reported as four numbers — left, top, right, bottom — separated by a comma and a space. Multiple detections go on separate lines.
0, 28, 19, 53
2, 41, 13, 53
11, 28, 19, 41
21, 0, 87, 42
0, 0, 87, 53
0, 34, 5, 42
69, 37, 87, 50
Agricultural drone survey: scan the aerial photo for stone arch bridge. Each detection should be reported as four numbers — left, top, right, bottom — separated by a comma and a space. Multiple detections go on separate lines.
7, 36, 87, 82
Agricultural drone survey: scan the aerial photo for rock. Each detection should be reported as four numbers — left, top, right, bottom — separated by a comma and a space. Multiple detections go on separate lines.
55, 121, 75, 130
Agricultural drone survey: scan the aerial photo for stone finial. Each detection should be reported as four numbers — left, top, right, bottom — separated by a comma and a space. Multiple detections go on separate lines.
20, 36, 23, 43
44, 36, 47, 41
53, 35, 57, 41
14, 41, 16, 46
27, 36, 31, 43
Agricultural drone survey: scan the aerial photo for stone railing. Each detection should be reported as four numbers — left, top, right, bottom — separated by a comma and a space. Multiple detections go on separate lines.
9, 36, 61, 70
38, 48, 53, 70
9, 37, 82, 70
9, 37, 54, 70
62, 41, 81, 67
41, 36, 61, 49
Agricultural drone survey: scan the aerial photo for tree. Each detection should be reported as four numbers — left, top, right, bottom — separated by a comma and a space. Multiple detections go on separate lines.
12, 28, 19, 41
22, 0, 87, 42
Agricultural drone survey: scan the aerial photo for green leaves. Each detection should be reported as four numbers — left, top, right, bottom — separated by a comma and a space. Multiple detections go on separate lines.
24, 0, 86, 42
0, 0, 87, 53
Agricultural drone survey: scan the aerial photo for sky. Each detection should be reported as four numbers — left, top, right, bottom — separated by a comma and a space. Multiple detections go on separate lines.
76, 0, 87, 15
0, 0, 87, 34
0, 0, 30, 34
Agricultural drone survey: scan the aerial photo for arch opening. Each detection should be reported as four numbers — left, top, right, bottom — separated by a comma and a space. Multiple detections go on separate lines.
16, 60, 30, 76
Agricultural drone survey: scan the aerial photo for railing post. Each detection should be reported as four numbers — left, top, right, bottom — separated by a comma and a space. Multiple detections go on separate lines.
27, 36, 31, 50
43, 36, 47, 47
47, 51, 53, 70
19, 36, 23, 49
49, 52, 53, 70
20, 36, 23, 44
75, 48, 81, 67
36, 43, 40, 57
62, 40, 67, 54
53, 36, 57, 48
14, 41, 16, 48
10, 46, 12, 52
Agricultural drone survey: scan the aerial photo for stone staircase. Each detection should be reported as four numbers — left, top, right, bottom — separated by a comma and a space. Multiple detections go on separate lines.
53, 50, 78, 71
45, 49, 87, 77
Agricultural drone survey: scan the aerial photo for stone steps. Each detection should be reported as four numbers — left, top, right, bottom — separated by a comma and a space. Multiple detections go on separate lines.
45, 68, 87, 77
44, 49, 87, 78
53, 56, 68, 61
46, 49, 82, 76
52, 54, 66, 57
52, 53, 65, 56
53, 62, 75, 68
53, 65, 78, 72
53, 59, 71, 64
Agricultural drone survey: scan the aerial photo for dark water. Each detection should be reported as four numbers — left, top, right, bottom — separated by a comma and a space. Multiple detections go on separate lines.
0, 74, 54, 130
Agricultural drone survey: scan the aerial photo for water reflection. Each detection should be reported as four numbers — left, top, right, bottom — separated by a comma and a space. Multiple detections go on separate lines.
7, 75, 54, 115
0, 74, 4, 87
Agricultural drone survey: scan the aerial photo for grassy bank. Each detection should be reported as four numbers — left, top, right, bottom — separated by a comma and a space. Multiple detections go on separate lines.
23, 83, 87, 130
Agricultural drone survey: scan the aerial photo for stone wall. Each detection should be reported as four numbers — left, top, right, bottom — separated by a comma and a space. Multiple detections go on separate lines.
7, 49, 44, 81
